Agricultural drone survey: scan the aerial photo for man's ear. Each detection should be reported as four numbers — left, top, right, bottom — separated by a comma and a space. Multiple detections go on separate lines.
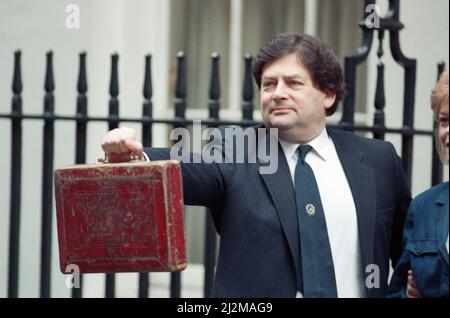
324, 91, 336, 110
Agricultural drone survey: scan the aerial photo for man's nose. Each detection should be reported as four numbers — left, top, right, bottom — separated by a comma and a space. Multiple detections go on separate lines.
273, 82, 288, 100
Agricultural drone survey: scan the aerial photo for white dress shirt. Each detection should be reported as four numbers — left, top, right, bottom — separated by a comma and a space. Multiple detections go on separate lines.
279, 128, 366, 298
447, 235, 449, 254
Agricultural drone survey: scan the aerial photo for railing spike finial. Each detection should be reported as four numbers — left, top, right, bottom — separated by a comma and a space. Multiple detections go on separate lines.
175, 51, 186, 100
174, 51, 186, 119
209, 53, 220, 101
77, 52, 88, 94
143, 54, 153, 99
109, 53, 119, 97
12, 51, 22, 95
45, 51, 55, 94
242, 54, 254, 121
208, 52, 221, 120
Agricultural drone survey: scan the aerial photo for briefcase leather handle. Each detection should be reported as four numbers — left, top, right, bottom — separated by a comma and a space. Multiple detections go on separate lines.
97, 152, 144, 164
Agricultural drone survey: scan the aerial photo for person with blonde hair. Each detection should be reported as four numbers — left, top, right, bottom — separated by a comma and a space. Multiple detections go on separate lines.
388, 71, 449, 298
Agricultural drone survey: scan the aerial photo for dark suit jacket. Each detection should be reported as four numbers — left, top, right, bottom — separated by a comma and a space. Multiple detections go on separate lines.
387, 182, 449, 298
145, 127, 411, 298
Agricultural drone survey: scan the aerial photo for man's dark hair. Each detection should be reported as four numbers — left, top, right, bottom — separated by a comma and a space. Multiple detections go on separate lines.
253, 33, 345, 116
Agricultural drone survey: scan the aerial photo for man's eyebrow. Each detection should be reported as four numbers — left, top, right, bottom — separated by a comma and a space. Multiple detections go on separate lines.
261, 74, 304, 80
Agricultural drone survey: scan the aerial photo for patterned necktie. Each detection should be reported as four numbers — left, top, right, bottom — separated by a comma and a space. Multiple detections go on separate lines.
295, 145, 337, 297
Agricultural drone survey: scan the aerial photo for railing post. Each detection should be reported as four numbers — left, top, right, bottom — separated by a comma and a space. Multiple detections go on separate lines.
340, 0, 416, 185
373, 30, 386, 140
105, 53, 119, 298
170, 51, 186, 298
387, 0, 416, 186
40, 51, 55, 298
72, 52, 88, 298
8, 50, 23, 298
203, 53, 220, 298
339, 0, 375, 130
139, 54, 153, 298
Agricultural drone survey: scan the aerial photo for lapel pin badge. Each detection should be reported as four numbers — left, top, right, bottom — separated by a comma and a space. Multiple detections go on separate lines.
306, 204, 316, 216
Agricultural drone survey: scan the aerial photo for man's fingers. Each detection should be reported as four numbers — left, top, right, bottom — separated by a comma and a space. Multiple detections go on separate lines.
101, 127, 143, 162
406, 286, 421, 298
101, 127, 140, 153
406, 273, 422, 298
119, 138, 130, 154
406, 291, 420, 298
407, 274, 418, 289
101, 129, 122, 153
125, 139, 143, 155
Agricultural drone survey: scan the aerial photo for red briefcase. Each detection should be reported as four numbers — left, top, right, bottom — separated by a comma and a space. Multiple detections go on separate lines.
54, 160, 186, 273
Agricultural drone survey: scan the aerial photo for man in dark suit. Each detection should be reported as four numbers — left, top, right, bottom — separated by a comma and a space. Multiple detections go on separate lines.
101, 33, 411, 297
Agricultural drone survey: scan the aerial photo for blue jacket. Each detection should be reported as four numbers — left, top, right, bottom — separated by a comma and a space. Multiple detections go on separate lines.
387, 182, 449, 298
146, 127, 411, 297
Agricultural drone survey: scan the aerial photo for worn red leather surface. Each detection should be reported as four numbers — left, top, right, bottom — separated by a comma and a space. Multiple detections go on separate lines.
54, 160, 186, 273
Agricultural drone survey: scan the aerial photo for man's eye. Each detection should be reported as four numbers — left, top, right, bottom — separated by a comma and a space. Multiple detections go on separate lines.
262, 82, 275, 88
290, 81, 303, 86
439, 117, 449, 126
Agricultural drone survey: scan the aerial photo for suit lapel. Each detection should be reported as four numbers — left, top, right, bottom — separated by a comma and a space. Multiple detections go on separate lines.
258, 128, 378, 290
328, 129, 377, 270
259, 140, 300, 278
435, 183, 449, 266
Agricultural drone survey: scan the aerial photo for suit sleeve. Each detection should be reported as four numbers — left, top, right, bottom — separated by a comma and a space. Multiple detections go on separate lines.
144, 147, 226, 211
389, 145, 412, 268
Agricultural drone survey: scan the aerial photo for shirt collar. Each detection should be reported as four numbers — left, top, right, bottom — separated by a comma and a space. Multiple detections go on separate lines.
278, 128, 331, 162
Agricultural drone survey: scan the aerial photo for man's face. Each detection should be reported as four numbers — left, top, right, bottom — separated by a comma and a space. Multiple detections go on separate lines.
438, 99, 449, 163
259, 53, 335, 142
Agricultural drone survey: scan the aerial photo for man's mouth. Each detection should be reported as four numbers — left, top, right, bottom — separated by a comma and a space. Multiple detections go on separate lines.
270, 106, 294, 114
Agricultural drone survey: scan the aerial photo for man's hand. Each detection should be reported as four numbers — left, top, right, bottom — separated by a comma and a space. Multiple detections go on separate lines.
405, 270, 422, 298
101, 127, 144, 163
